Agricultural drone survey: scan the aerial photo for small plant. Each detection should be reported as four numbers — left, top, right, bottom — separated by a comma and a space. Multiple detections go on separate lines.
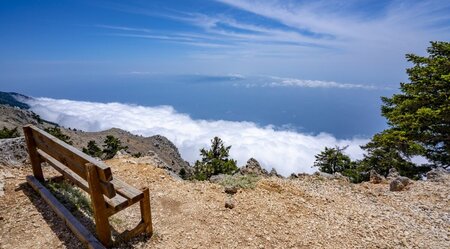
0, 126, 20, 139
47, 180, 93, 216
218, 174, 260, 189
31, 112, 43, 124
102, 135, 128, 159
179, 168, 187, 179
44, 126, 73, 145
82, 140, 103, 158
132, 152, 143, 158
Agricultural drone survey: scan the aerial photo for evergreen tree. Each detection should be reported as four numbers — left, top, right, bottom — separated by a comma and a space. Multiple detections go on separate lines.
82, 140, 103, 158
367, 41, 450, 168
193, 137, 238, 180
102, 135, 128, 159
313, 146, 352, 174
44, 126, 73, 145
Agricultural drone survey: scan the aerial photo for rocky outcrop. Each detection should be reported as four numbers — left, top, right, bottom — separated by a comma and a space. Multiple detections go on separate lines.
269, 168, 282, 178
426, 167, 449, 182
387, 168, 400, 179
147, 135, 191, 176
370, 170, 384, 184
0, 137, 28, 167
390, 176, 411, 191
239, 158, 268, 176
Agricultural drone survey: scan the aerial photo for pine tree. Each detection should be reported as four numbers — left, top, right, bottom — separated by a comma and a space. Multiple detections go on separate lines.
102, 135, 128, 159
193, 137, 238, 180
369, 41, 450, 168
82, 140, 103, 158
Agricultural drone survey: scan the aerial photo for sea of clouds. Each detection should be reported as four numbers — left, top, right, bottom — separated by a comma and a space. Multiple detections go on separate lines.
25, 97, 369, 176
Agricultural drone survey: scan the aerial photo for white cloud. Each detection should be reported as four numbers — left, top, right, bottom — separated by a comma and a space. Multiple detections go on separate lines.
24, 97, 369, 176
266, 77, 377, 89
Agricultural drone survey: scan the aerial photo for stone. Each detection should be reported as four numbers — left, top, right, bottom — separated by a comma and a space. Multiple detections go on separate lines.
225, 198, 235, 209
426, 167, 449, 182
288, 173, 298, 179
369, 170, 384, 184
113, 149, 129, 159
209, 174, 226, 183
239, 158, 268, 176
390, 176, 410, 191
0, 137, 29, 167
387, 168, 400, 179
224, 186, 238, 195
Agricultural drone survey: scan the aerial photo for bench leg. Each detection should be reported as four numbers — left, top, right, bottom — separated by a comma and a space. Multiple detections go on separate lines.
140, 187, 153, 235
86, 163, 112, 247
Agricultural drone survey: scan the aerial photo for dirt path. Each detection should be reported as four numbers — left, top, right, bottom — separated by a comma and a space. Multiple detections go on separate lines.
1, 160, 449, 249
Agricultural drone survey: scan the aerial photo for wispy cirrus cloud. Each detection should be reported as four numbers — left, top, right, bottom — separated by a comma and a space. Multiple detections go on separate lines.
100, 0, 450, 53
94, 0, 450, 84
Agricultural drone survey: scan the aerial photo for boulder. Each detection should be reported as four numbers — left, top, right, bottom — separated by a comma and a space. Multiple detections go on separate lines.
390, 176, 410, 191
426, 167, 449, 182
113, 149, 129, 159
239, 158, 268, 176
225, 198, 235, 209
0, 137, 28, 167
387, 168, 400, 179
369, 170, 384, 184
224, 186, 238, 195
313, 172, 348, 181
209, 174, 227, 183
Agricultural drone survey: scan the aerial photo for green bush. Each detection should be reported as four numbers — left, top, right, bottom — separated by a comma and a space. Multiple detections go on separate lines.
44, 126, 73, 145
47, 180, 93, 216
0, 126, 20, 139
82, 140, 103, 158
218, 174, 260, 189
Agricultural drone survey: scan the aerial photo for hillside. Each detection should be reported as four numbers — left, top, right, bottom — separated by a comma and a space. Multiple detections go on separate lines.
0, 103, 190, 175
1, 156, 449, 248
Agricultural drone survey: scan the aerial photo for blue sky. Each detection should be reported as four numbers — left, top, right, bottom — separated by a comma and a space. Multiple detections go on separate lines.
1, 0, 449, 87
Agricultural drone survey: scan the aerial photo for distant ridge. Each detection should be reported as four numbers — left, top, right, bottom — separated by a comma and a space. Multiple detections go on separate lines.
0, 91, 30, 109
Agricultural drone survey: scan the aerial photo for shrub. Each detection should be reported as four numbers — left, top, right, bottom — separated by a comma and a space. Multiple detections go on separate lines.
44, 126, 73, 145
218, 174, 260, 189
0, 126, 20, 139
47, 180, 93, 216
82, 140, 103, 158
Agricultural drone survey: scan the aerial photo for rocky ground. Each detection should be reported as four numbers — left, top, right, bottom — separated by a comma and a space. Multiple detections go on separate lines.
1, 156, 449, 249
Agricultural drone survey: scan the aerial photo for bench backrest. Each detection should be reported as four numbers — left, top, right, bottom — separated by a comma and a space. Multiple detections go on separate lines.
23, 125, 116, 198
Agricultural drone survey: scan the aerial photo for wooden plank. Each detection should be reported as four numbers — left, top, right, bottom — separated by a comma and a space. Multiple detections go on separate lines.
110, 178, 143, 203
37, 149, 116, 198
23, 125, 44, 181
86, 164, 112, 247
26, 175, 105, 249
119, 222, 147, 241
37, 149, 128, 210
29, 125, 112, 182
140, 188, 153, 235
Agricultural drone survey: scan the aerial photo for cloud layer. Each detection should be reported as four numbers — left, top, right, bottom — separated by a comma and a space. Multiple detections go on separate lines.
25, 97, 369, 176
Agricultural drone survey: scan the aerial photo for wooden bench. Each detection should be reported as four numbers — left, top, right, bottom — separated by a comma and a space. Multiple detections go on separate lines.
23, 125, 152, 248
